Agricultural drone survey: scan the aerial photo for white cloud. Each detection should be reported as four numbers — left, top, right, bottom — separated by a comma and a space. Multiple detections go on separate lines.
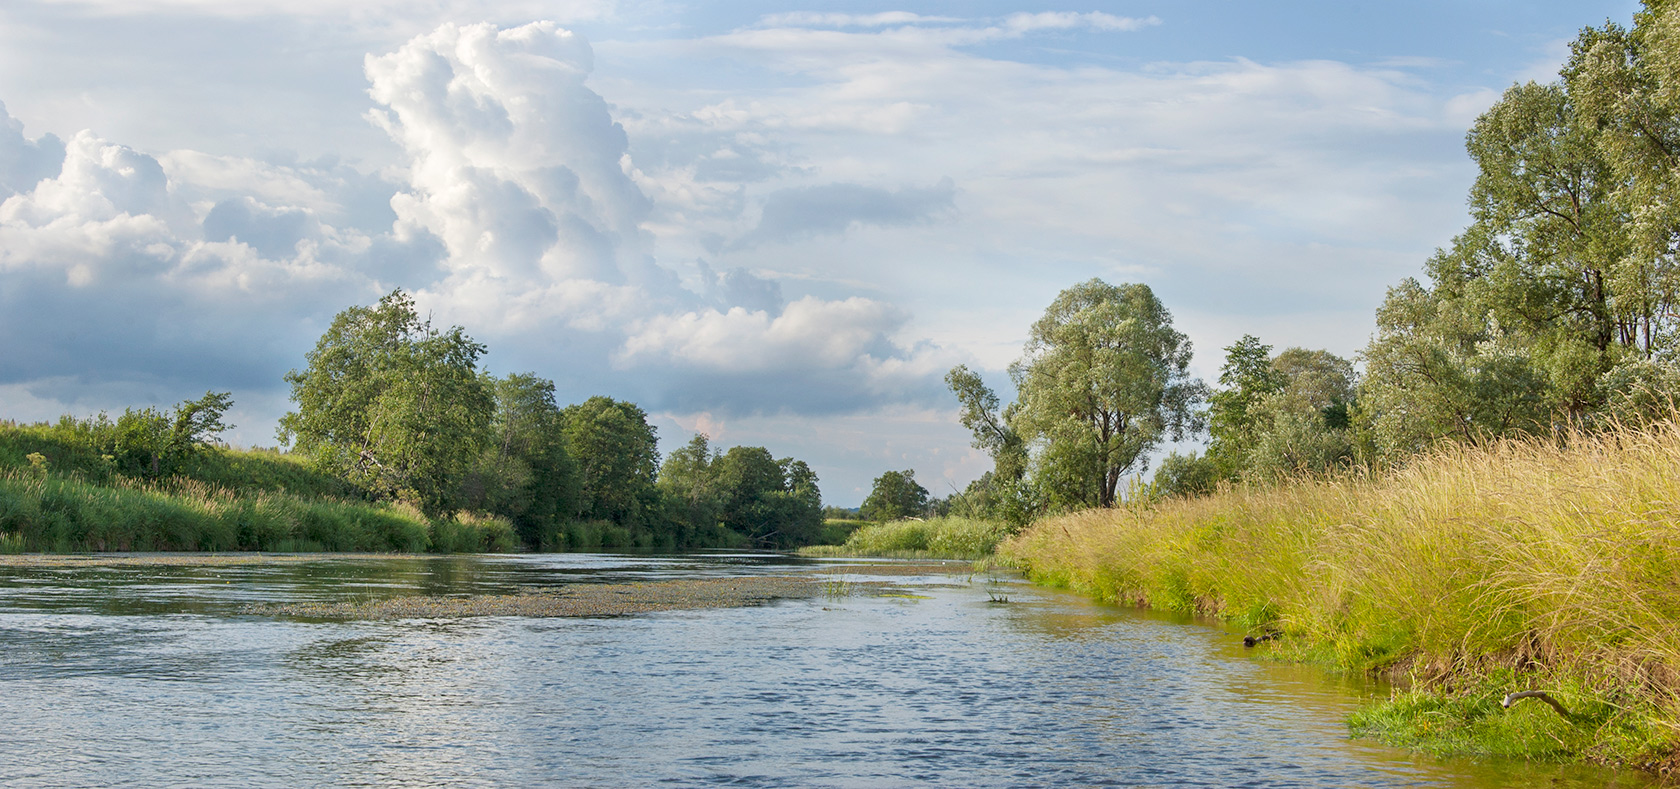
1003, 12, 1160, 33
757, 12, 962, 29
24, 0, 615, 21
0, 20, 951, 438
619, 296, 907, 372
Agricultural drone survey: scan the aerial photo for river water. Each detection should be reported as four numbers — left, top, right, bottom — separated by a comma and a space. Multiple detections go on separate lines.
0, 553, 1650, 788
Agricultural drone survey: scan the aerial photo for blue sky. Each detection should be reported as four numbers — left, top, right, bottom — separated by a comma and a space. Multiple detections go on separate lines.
0, 0, 1644, 504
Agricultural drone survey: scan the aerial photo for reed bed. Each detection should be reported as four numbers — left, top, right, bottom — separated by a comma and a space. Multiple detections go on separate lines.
1002, 423, 1680, 769
0, 467, 514, 553
800, 516, 1010, 560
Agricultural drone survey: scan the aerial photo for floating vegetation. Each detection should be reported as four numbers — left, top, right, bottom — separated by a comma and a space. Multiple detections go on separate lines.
241, 575, 905, 620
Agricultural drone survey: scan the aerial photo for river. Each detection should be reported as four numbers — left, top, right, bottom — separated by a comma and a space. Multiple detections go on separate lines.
0, 553, 1650, 787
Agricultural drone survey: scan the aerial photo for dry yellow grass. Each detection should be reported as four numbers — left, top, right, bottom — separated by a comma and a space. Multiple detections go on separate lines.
1002, 422, 1680, 766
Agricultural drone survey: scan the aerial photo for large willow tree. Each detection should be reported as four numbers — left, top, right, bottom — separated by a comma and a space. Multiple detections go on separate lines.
1362, 2, 1680, 456
278, 290, 493, 516
1008, 279, 1203, 510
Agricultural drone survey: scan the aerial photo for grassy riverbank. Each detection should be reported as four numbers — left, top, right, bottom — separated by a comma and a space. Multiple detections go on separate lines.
0, 423, 516, 553
1001, 423, 1680, 772
799, 516, 1010, 560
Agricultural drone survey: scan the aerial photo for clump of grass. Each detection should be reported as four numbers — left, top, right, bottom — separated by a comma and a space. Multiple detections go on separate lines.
801, 516, 1010, 559
1001, 422, 1680, 770
0, 467, 436, 552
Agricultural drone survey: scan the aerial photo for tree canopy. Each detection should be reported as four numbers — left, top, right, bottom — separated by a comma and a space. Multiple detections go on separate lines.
278, 290, 492, 516
560, 396, 660, 528
1009, 279, 1204, 510
1358, 4, 1680, 456
860, 469, 930, 521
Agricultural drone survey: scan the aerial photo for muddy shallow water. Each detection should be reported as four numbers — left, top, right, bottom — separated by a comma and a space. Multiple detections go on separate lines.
0, 552, 1652, 787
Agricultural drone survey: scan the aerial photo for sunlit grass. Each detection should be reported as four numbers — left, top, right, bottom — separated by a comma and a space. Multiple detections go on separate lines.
800, 516, 1011, 560
1002, 422, 1680, 769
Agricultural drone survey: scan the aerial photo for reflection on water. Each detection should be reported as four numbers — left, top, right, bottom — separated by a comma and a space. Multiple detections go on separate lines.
0, 553, 1651, 788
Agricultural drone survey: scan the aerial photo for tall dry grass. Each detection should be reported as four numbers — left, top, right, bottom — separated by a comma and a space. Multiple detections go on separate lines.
1003, 422, 1680, 763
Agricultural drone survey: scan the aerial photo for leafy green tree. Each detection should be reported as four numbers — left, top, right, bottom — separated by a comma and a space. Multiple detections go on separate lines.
560, 396, 660, 528
278, 289, 492, 516
658, 433, 724, 543
460, 373, 581, 547
944, 364, 1032, 523
1242, 348, 1358, 480
1567, 10, 1680, 352
70, 391, 235, 478
1205, 335, 1286, 477
860, 469, 930, 521
704, 446, 823, 547
1148, 451, 1220, 499
1009, 279, 1204, 510
1359, 60, 1651, 457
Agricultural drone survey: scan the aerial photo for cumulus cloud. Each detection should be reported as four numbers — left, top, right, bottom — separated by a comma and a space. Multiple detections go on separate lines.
0, 125, 376, 395
0, 102, 64, 198
0, 20, 946, 430
358, 20, 939, 410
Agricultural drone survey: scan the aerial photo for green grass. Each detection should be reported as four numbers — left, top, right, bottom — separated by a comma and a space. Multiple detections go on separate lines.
1001, 422, 1680, 771
799, 516, 1010, 559
0, 422, 518, 554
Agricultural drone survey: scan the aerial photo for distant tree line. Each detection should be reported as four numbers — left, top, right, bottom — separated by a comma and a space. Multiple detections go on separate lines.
277, 290, 824, 549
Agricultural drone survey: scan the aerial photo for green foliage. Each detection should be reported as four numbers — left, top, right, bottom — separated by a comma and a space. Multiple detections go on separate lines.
1008, 279, 1205, 510
1203, 338, 1357, 484
656, 436, 824, 548
0, 467, 432, 553
458, 373, 583, 547
279, 290, 493, 517
44, 391, 234, 480
1148, 451, 1220, 499
859, 469, 930, 521
560, 396, 660, 529
1205, 335, 1285, 476
1359, 9, 1680, 456
1348, 672, 1668, 767
944, 365, 1034, 525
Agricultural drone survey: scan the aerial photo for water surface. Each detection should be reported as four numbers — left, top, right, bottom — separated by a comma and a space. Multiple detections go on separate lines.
0, 553, 1650, 787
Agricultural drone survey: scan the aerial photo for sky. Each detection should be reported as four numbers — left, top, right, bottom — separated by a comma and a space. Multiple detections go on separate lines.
0, 0, 1646, 505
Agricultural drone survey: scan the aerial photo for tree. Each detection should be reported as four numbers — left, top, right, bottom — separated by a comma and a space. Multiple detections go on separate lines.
1009, 279, 1204, 509
709, 446, 824, 548
1148, 451, 1219, 499
860, 469, 930, 521
560, 396, 660, 528
944, 365, 1032, 523
1567, 10, 1680, 354
459, 373, 582, 547
278, 289, 492, 516
1355, 61, 1650, 456
72, 391, 234, 478
1205, 335, 1286, 477
658, 433, 724, 543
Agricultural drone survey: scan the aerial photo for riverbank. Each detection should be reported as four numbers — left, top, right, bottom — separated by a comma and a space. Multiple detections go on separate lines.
0, 423, 517, 553
1000, 423, 1680, 774
798, 516, 1011, 560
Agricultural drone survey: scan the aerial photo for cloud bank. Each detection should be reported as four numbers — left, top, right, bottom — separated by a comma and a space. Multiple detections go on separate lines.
0, 21, 944, 431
